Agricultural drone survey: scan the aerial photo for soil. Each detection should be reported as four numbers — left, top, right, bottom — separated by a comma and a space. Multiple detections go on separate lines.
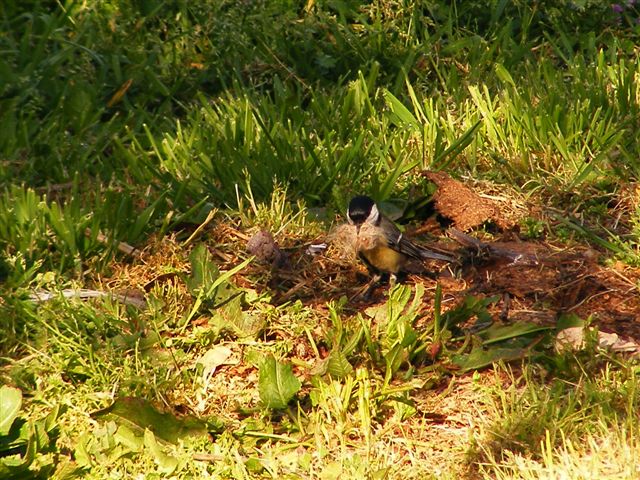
423, 171, 515, 231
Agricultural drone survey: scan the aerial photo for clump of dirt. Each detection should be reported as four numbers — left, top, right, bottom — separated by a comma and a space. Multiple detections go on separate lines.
424, 171, 515, 231
247, 229, 289, 268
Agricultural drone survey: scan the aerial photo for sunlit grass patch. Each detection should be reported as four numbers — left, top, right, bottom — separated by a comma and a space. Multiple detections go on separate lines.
472, 360, 640, 479
483, 424, 640, 480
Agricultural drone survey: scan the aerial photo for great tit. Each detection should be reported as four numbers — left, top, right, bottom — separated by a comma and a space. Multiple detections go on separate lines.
347, 195, 453, 293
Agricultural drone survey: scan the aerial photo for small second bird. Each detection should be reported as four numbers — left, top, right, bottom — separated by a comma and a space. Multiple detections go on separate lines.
346, 195, 453, 289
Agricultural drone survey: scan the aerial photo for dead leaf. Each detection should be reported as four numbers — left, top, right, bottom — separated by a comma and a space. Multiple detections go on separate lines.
197, 344, 236, 379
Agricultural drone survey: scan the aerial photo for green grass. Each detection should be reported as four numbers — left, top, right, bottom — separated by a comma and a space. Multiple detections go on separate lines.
1, 0, 640, 478
474, 360, 640, 479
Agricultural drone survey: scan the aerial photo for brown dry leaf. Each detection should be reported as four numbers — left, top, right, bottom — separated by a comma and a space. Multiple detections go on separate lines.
556, 327, 640, 355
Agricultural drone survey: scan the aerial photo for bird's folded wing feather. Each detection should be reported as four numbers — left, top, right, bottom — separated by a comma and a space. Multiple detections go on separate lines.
383, 222, 453, 262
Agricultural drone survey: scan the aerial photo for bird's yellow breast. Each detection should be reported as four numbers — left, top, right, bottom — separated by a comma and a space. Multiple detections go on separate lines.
361, 244, 406, 274
355, 222, 407, 274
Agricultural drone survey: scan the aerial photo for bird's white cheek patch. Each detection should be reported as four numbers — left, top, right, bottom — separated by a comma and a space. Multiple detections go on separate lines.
366, 204, 380, 224
346, 210, 354, 224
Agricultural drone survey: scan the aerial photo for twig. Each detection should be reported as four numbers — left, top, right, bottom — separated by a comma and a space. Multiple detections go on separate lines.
183, 208, 218, 247
448, 228, 540, 265
567, 289, 615, 312
28, 289, 146, 309
86, 228, 140, 258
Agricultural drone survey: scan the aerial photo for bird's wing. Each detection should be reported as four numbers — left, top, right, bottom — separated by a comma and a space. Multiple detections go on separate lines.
381, 216, 454, 262
379, 216, 422, 259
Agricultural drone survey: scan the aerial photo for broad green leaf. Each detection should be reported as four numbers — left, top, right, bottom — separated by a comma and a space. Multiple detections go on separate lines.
325, 351, 354, 379
320, 461, 344, 480
185, 243, 220, 295
556, 313, 585, 331
32, 421, 51, 452
479, 321, 554, 345
451, 346, 528, 371
443, 295, 499, 331
0, 422, 38, 473
114, 425, 144, 452
258, 356, 301, 409
73, 434, 92, 468
245, 457, 265, 474
372, 467, 392, 480
384, 344, 407, 380
341, 325, 364, 357
0, 386, 22, 436
0, 453, 31, 476
383, 90, 419, 128
209, 304, 266, 339
43, 403, 64, 433
144, 429, 178, 475
50, 456, 85, 479
91, 397, 208, 444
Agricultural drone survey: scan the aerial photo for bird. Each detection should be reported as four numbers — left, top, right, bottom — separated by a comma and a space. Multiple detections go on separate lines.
346, 195, 453, 296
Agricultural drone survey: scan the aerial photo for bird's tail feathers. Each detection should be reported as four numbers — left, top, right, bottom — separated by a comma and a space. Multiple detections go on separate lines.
418, 247, 455, 262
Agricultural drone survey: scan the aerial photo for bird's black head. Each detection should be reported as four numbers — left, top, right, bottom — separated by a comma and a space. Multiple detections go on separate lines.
347, 195, 379, 225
